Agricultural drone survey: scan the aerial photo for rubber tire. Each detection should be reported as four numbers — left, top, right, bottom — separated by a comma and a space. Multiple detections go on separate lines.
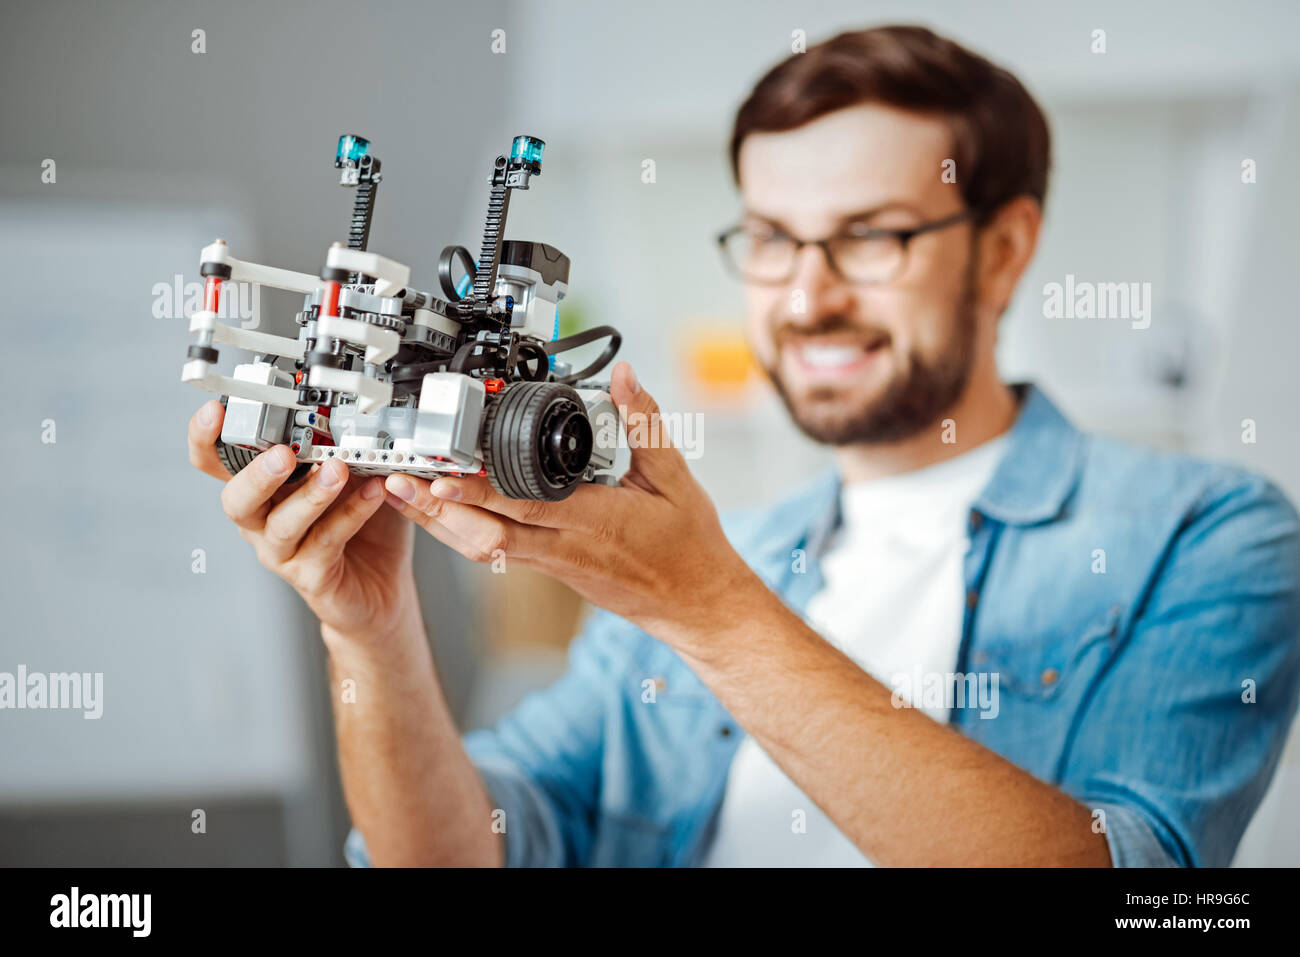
482, 381, 592, 501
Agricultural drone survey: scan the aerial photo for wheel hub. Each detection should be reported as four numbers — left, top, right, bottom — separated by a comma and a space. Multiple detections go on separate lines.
540, 399, 593, 483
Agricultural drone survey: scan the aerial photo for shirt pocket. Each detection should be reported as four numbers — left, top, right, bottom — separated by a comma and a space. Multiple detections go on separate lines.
974, 604, 1123, 701
964, 605, 1124, 776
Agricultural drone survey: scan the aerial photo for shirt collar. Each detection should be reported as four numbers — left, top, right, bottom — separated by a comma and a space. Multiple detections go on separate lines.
747, 382, 1085, 571
973, 382, 1085, 527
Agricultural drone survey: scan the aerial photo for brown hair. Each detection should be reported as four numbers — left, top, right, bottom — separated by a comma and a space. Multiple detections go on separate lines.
729, 25, 1051, 218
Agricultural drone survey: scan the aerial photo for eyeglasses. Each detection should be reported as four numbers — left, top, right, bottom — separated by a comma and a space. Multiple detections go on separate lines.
716, 207, 984, 285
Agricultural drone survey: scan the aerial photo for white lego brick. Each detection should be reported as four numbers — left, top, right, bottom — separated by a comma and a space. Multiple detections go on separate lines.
325, 247, 411, 297
315, 314, 401, 365
223, 256, 322, 295
416, 372, 477, 415
412, 306, 459, 338
189, 310, 303, 357
577, 388, 618, 471
304, 444, 482, 479
307, 366, 393, 414
199, 240, 232, 269
181, 362, 313, 410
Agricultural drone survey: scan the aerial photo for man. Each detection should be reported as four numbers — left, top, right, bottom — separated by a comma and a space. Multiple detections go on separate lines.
187, 26, 1300, 867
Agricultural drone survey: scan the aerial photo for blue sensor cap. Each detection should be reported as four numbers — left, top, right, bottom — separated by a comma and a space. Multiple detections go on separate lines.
511, 135, 545, 169
336, 134, 370, 164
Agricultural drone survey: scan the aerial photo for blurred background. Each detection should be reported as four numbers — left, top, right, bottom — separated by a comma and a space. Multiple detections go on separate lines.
1, 0, 1297, 865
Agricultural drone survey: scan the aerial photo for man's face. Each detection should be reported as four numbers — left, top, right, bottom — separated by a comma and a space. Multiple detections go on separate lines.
737, 103, 983, 445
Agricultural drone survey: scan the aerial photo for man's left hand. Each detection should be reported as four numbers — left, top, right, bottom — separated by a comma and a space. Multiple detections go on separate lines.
382, 362, 763, 643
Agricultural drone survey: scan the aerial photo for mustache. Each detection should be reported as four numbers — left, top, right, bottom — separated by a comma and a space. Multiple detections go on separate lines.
772, 318, 893, 345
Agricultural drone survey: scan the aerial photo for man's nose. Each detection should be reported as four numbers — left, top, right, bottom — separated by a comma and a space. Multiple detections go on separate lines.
785, 242, 853, 324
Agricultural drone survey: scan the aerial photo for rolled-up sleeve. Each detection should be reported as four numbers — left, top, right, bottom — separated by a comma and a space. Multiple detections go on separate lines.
1087, 800, 1178, 867
1063, 474, 1300, 867
344, 825, 372, 868
344, 609, 630, 867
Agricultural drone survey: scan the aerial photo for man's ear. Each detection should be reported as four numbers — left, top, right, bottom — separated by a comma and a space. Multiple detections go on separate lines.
974, 195, 1043, 320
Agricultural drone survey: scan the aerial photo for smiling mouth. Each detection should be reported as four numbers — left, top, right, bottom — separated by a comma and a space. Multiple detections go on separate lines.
783, 336, 890, 378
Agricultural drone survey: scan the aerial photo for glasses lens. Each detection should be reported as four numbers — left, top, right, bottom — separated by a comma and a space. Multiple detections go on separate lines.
828, 234, 905, 283
724, 228, 796, 283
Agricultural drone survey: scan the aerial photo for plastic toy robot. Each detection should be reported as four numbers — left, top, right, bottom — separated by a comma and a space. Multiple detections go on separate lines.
181, 133, 623, 501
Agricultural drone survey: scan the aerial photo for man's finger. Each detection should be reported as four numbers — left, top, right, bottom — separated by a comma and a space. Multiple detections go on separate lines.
220, 445, 301, 530
609, 361, 689, 494
294, 476, 388, 569
433, 501, 557, 562
385, 474, 557, 561
188, 400, 231, 481
259, 457, 352, 563
383, 474, 449, 519
417, 475, 595, 532
383, 492, 483, 559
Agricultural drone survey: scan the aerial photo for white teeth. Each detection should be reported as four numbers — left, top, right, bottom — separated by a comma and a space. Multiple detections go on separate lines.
797, 344, 864, 368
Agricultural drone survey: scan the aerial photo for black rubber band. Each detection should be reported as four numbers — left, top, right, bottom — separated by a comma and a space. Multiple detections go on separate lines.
438, 245, 477, 302
544, 325, 622, 384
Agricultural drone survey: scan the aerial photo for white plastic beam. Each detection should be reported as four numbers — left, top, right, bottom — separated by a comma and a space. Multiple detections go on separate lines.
307, 366, 393, 414
315, 314, 401, 365
200, 241, 322, 295
189, 310, 303, 357
325, 246, 411, 297
181, 361, 314, 410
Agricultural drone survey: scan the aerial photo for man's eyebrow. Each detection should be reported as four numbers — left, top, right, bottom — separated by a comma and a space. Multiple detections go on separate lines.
739, 210, 794, 232
741, 202, 926, 233
831, 203, 925, 227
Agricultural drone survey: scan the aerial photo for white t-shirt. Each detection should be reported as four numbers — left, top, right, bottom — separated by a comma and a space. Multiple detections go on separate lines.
703, 436, 1009, 867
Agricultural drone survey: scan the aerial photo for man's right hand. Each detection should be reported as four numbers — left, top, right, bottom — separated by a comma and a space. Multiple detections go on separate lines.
187, 398, 420, 640
189, 398, 500, 867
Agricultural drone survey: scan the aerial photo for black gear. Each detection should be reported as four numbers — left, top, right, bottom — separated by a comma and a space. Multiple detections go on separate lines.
351, 310, 405, 332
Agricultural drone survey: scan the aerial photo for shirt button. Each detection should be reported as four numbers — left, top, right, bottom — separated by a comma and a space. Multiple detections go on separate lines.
969, 511, 983, 532
1040, 668, 1059, 686
965, 589, 979, 609
720, 726, 732, 737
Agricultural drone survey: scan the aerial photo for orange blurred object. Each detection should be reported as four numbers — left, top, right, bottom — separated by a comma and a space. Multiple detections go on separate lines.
681, 322, 758, 395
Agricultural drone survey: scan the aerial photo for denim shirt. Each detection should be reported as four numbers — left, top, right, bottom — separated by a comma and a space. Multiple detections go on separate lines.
346, 384, 1300, 868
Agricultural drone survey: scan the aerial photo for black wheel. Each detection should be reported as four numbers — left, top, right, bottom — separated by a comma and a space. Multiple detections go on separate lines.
216, 440, 258, 476
482, 381, 594, 501
214, 397, 312, 482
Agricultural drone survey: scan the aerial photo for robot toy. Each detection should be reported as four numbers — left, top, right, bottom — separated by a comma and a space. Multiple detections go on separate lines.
181, 133, 622, 501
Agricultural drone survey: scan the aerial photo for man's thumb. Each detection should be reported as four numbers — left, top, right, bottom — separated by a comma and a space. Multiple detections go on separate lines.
609, 362, 683, 481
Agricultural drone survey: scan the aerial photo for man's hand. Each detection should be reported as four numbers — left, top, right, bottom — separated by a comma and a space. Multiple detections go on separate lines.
382, 362, 763, 643
187, 399, 420, 642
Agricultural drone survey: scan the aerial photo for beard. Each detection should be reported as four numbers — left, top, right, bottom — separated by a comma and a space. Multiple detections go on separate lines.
760, 266, 979, 447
